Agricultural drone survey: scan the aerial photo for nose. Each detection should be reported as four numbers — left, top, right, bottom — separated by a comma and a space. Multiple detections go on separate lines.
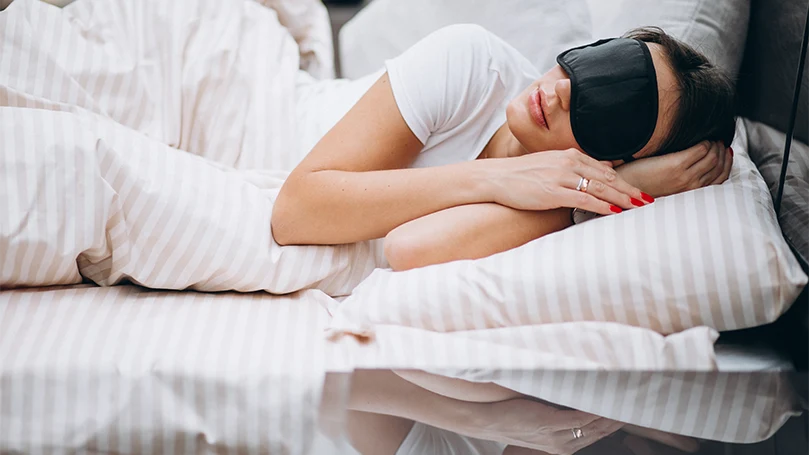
554, 79, 572, 112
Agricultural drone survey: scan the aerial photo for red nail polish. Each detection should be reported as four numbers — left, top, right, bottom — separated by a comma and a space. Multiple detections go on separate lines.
610, 205, 623, 213
630, 198, 644, 207
729, 146, 734, 157
640, 192, 655, 203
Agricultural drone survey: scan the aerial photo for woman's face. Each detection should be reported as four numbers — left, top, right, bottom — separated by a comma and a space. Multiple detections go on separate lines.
506, 43, 680, 162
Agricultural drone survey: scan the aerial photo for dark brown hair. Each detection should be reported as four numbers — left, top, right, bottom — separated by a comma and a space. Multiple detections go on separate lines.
623, 27, 737, 155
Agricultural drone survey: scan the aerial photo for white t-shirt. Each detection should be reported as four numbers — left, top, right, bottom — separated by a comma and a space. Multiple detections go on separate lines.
384, 24, 539, 168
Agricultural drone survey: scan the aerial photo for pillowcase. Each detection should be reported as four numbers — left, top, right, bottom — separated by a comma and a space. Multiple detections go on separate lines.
338, 0, 593, 78
589, 0, 751, 79
330, 120, 809, 335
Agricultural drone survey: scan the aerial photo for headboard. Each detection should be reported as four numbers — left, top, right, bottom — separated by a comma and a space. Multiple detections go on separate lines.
739, 0, 809, 372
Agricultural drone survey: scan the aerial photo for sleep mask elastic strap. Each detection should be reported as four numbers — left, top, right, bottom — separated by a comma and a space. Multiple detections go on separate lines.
557, 38, 658, 162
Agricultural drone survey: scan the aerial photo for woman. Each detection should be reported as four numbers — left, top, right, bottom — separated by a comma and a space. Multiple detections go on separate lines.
272, 25, 735, 271
280, 25, 736, 455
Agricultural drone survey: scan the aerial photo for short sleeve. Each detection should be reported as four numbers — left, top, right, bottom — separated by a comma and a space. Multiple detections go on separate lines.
384, 24, 498, 144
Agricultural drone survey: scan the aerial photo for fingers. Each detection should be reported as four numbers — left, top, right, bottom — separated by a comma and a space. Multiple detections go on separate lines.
550, 409, 602, 430
709, 145, 733, 185
682, 141, 712, 169
557, 188, 623, 216
564, 175, 644, 210
551, 417, 624, 454
571, 152, 645, 201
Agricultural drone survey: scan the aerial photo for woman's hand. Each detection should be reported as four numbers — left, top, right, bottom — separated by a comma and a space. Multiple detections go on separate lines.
473, 399, 624, 455
616, 141, 732, 199
487, 149, 652, 216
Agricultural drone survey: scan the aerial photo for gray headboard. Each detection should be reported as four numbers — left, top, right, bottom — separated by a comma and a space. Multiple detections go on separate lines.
737, 0, 809, 146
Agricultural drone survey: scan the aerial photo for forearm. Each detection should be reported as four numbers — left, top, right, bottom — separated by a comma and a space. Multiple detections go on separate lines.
347, 370, 489, 437
272, 161, 496, 245
384, 203, 571, 271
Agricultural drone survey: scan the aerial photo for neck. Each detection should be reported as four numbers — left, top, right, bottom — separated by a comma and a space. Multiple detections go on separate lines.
479, 122, 528, 159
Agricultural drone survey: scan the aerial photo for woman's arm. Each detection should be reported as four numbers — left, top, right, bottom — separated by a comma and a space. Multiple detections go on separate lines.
273, 72, 644, 246
272, 73, 496, 246
384, 204, 571, 271
341, 369, 621, 454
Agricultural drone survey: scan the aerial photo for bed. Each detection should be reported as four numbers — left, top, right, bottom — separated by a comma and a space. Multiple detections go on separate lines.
1, 0, 808, 453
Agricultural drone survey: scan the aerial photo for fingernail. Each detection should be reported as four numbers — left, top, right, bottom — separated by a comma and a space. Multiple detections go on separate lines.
640, 192, 655, 203
609, 205, 623, 213
630, 197, 644, 207
729, 146, 734, 157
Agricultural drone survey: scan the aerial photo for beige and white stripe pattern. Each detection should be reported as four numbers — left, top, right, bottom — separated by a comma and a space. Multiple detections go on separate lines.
332, 121, 809, 335
335, 323, 801, 443
0, 0, 386, 295
0, 286, 337, 455
0, 0, 304, 170
0, 0, 802, 450
1, 286, 800, 452
0, 106, 385, 294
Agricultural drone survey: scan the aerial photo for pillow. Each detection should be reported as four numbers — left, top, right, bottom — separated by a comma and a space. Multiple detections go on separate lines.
338, 0, 593, 79
330, 120, 809, 336
745, 120, 809, 265
589, 0, 751, 79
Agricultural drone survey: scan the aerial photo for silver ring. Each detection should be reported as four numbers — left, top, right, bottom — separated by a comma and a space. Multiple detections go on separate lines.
571, 428, 584, 439
575, 177, 590, 192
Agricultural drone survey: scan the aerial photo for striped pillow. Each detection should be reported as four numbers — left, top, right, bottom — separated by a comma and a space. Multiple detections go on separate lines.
331, 120, 809, 335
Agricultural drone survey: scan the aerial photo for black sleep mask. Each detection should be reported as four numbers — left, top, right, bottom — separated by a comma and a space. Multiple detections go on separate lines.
556, 38, 658, 162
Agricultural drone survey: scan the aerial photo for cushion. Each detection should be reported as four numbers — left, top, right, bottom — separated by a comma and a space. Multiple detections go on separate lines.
330, 119, 809, 336
338, 0, 593, 79
588, 0, 751, 79
745, 120, 809, 265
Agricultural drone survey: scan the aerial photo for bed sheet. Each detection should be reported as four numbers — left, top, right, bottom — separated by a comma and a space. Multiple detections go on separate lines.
0, 286, 801, 454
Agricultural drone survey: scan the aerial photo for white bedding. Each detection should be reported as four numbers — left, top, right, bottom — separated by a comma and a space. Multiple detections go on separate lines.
0, 0, 802, 452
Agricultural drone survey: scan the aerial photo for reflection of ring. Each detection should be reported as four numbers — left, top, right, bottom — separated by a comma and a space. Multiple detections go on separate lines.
576, 177, 590, 192
572, 428, 584, 439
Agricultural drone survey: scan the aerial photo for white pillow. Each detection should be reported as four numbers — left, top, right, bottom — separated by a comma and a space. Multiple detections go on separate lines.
338, 0, 593, 78
331, 120, 808, 335
588, 0, 751, 79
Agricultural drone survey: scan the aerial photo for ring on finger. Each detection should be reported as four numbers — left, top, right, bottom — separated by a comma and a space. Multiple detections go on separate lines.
571, 428, 584, 439
576, 177, 590, 192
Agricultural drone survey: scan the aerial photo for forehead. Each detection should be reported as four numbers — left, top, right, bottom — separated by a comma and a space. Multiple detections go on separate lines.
640, 42, 680, 156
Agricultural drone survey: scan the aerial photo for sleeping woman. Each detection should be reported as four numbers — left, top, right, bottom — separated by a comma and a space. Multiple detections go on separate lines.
276, 24, 736, 455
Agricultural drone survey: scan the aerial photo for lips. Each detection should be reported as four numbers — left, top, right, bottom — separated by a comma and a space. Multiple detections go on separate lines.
529, 88, 548, 130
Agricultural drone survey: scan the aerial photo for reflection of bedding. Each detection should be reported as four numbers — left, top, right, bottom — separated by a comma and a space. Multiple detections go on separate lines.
0, 0, 802, 452
0, 286, 339, 454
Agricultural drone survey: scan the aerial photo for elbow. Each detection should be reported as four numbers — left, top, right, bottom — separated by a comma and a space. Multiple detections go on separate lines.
271, 183, 303, 246
384, 229, 428, 272
270, 204, 294, 246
